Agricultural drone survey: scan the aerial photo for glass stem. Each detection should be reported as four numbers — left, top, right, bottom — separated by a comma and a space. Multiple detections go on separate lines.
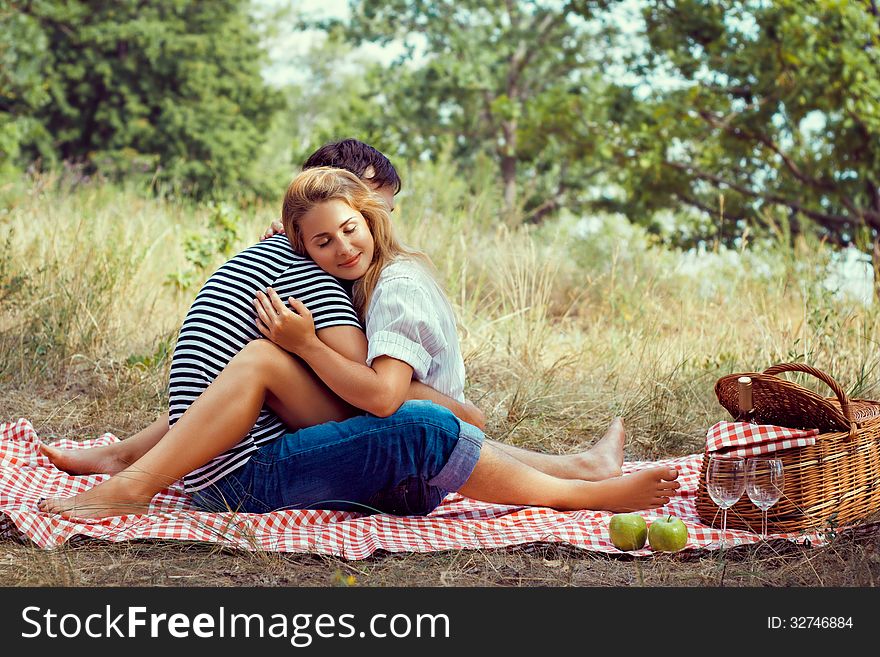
762, 510, 767, 541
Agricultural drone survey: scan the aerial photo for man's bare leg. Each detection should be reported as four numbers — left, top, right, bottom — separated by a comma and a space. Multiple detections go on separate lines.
44, 412, 626, 483
39, 341, 353, 519
487, 417, 626, 481
458, 442, 680, 513
40, 413, 170, 476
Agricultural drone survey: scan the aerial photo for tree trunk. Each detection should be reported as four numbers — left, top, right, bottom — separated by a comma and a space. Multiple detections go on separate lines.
500, 120, 517, 215
501, 155, 517, 215
873, 234, 880, 303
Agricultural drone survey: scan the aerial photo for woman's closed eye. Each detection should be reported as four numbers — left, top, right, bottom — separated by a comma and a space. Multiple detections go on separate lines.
316, 226, 357, 248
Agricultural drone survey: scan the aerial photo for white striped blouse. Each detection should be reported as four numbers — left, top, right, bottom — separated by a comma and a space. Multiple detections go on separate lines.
365, 258, 466, 402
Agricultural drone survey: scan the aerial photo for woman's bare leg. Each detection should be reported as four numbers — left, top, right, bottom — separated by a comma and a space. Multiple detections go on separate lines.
458, 443, 680, 512
39, 341, 354, 519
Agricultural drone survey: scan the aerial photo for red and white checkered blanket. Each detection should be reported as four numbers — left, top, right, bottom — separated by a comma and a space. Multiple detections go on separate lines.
706, 421, 819, 457
0, 419, 827, 558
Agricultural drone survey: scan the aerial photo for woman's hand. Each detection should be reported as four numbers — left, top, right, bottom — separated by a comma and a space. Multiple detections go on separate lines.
260, 219, 285, 241
253, 287, 317, 354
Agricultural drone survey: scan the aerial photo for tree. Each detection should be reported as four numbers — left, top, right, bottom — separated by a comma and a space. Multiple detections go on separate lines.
272, 26, 394, 172
0, 5, 54, 174
612, 1, 880, 283
2, 0, 284, 198
323, 0, 617, 219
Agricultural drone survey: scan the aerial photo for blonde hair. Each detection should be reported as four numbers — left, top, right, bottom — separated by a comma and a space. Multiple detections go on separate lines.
281, 167, 432, 319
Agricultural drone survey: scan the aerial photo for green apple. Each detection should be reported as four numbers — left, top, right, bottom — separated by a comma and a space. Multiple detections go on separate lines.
608, 513, 648, 551
648, 515, 688, 552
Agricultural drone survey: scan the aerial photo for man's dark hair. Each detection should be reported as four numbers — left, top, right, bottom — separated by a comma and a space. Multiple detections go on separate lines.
302, 139, 402, 194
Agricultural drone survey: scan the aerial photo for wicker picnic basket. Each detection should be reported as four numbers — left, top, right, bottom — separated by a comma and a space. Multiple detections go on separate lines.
695, 363, 880, 533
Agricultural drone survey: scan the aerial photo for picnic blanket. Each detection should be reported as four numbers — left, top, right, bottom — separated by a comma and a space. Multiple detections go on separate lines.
706, 421, 819, 458
0, 418, 828, 559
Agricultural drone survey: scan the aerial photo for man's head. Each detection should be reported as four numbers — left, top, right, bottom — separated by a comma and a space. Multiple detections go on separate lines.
302, 139, 400, 212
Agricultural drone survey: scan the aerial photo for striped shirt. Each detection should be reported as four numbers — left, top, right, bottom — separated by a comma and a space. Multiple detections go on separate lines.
169, 234, 361, 493
365, 258, 466, 402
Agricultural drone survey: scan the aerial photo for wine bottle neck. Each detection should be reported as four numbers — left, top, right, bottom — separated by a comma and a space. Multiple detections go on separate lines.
737, 376, 755, 423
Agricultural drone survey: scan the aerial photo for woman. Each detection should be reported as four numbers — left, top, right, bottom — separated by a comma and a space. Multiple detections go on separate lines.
40, 168, 679, 518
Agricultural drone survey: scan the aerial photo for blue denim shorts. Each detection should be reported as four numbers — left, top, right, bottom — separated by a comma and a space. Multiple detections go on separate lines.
190, 400, 484, 516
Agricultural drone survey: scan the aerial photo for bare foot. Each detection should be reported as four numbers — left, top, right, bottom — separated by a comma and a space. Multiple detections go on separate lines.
572, 416, 626, 481
38, 475, 157, 519
587, 466, 680, 513
40, 443, 132, 477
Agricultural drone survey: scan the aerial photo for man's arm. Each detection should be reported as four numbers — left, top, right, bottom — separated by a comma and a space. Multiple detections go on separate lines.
406, 381, 486, 430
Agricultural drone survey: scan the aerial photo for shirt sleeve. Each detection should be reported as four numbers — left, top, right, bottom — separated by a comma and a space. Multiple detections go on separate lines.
272, 259, 362, 331
365, 275, 448, 380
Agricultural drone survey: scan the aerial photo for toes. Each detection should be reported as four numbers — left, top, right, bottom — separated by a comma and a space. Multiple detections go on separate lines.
39, 497, 71, 515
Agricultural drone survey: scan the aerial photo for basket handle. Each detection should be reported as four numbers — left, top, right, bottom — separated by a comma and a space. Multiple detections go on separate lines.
762, 363, 857, 439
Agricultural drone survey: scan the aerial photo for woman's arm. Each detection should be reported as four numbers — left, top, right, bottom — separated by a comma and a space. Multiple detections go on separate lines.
256, 286, 483, 424
255, 289, 413, 416
302, 345, 412, 417
313, 324, 368, 364
316, 318, 483, 426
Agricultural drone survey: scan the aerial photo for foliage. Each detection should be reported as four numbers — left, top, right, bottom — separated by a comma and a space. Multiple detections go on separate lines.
608, 1, 880, 264
0, 5, 55, 175
314, 0, 618, 219
1, 0, 284, 198
165, 201, 242, 292
0, 232, 29, 311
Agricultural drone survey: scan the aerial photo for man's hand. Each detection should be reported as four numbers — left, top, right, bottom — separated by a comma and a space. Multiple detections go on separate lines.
260, 219, 285, 241
462, 401, 486, 430
254, 287, 317, 354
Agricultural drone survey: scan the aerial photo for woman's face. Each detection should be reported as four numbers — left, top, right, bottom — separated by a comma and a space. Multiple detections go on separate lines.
300, 199, 375, 280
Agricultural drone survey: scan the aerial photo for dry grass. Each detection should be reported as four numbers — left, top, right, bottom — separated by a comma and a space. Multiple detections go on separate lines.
2, 529, 878, 587
2, 169, 879, 586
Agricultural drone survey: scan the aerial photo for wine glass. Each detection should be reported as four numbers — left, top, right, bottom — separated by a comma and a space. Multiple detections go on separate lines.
706, 455, 746, 543
746, 457, 785, 540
